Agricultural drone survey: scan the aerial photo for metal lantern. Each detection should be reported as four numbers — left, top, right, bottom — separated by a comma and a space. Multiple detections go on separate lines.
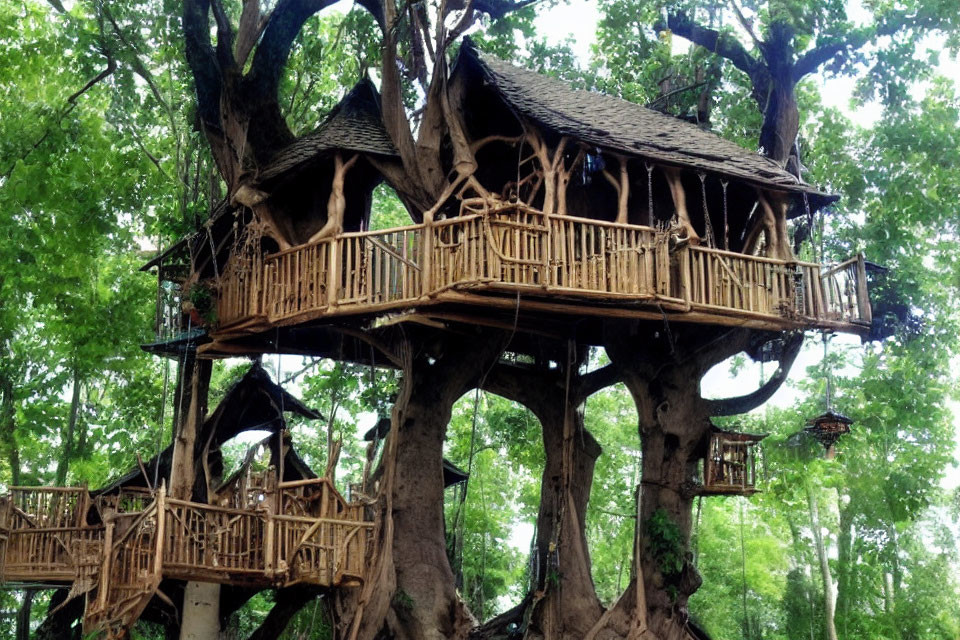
804, 411, 853, 459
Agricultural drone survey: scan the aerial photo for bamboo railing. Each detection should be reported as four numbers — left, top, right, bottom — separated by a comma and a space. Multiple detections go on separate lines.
0, 481, 371, 590
0, 487, 95, 582
0, 480, 370, 638
214, 205, 872, 333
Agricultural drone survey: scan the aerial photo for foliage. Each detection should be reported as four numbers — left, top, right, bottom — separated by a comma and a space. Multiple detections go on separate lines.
0, 0, 958, 636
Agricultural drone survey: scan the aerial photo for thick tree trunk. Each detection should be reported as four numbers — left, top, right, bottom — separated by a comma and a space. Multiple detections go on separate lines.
343, 331, 505, 640
181, 582, 221, 640
588, 324, 765, 640
474, 352, 609, 639
169, 352, 215, 640
525, 400, 603, 639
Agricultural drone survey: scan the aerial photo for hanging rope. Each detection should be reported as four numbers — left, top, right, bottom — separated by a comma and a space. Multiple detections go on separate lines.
721, 179, 730, 251
698, 172, 716, 248
822, 331, 832, 412
206, 224, 220, 283
803, 192, 815, 261
645, 162, 655, 227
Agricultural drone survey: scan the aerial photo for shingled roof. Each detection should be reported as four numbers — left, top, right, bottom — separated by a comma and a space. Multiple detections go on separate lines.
456, 39, 834, 202
259, 78, 397, 182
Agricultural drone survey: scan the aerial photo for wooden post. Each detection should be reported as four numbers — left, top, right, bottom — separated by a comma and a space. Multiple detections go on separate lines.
328, 239, 340, 307
856, 253, 871, 324
154, 482, 166, 579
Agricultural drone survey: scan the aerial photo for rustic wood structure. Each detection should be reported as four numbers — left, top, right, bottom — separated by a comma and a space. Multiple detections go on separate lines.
0, 476, 371, 638
26, 34, 877, 639
145, 41, 871, 360
699, 429, 766, 496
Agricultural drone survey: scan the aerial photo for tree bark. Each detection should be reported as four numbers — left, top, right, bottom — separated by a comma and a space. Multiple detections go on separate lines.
342, 330, 506, 640
15, 589, 35, 640
169, 352, 215, 640
483, 355, 605, 639
181, 581, 221, 640
588, 324, 790, 640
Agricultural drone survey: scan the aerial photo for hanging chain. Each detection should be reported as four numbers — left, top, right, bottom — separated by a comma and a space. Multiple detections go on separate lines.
803, 192, 815, 262
721, 179, 730, 251
698, 172, 715, 248
823, 331, 832, 412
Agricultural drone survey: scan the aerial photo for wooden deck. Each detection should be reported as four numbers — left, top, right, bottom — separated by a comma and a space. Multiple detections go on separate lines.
214, 205, 872, 338
0, 481, 372, 638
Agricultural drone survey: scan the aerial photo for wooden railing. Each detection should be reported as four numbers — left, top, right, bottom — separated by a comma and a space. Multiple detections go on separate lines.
215, 205, 872, 333
0, 487, 95, 582
0, 482, 371, 589
821, 255, 872, 324
261, 225, 423, 324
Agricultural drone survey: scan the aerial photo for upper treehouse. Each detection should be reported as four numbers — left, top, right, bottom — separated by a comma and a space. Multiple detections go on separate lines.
145, 41, 873, 358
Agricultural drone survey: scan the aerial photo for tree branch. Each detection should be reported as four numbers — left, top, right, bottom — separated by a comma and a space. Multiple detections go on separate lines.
210, 0, 238, 72
660, 11, 760, 79
473, 0, 539, 20
246, 0, 341, 97
183, 0, 223, 131
705, 332, 803, 416
577, 363, 620, 400
246, 586, 323, 640
1, 51, 116, 181
792, 32, 871, 81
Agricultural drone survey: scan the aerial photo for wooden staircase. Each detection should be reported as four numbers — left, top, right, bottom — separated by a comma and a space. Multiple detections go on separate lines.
83, 490, 165, 639
0, 479, 372, 639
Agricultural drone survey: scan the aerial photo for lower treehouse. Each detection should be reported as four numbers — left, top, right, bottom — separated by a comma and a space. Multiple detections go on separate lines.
0, 435, 371, 640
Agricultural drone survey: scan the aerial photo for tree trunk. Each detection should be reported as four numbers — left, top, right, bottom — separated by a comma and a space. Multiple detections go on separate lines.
835, 503, 853, 638
181, 581, 221, 640
588, 324, 761, 640
526, 400, 603, 639
15, 589, 35, 640
806, 486, 838, 640
343, 331, 505, 640
169, 352, 214, 640
55, 369, 82, 487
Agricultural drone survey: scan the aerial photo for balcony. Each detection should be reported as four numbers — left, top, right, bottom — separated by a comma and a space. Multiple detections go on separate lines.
0, 480, 372, 637
213, 204, 872, 338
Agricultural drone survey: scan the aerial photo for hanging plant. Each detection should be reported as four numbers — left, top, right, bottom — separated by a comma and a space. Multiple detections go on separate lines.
183, 281, 218, 327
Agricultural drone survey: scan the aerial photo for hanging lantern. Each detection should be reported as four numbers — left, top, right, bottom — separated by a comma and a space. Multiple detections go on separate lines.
804, 411, 853, 459
700, 427, 766, 496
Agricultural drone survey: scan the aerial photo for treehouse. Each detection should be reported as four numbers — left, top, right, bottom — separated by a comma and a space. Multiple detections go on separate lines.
142, 42, 872, 360
0, 364, 373, 639
699, 428, 765, 496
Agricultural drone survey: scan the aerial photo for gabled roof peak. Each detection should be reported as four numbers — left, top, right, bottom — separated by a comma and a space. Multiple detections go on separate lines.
456, 38, 835, 206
